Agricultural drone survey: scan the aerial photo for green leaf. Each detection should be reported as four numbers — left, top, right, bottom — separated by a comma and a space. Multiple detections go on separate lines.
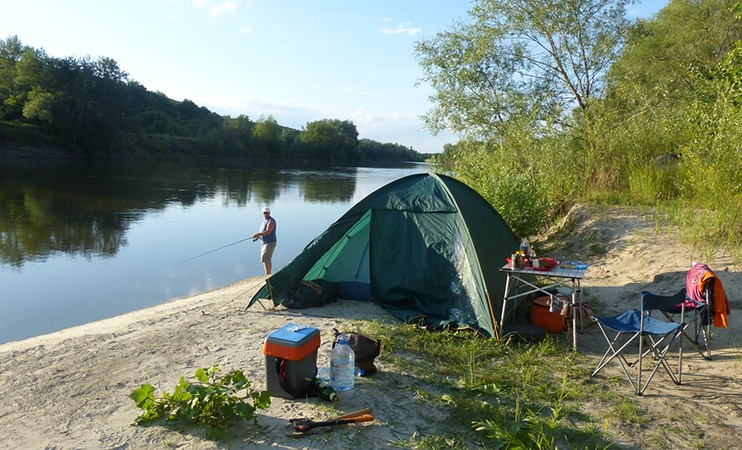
194, 367, 209, 382
232, 402, 257, 421
130, 383, 156, 409
253, 390, 272, 410
171, 378, 192, 403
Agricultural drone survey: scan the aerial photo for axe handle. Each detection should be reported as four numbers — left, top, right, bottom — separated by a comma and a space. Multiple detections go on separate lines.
295, 414, 374, 432
335, 407, 372, 420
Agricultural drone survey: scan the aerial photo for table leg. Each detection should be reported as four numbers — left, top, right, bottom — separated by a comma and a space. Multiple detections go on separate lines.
571, 280, 578, 351
500, 273, 512, 330
577, 279, 583, 334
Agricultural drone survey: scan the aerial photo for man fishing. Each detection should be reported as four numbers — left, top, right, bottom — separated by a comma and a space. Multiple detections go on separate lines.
252, 207, 277, 274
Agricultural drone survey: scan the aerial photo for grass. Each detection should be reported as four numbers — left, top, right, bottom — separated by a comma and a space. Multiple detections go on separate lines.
392, 433, 471, 449
356, 321, 614, 449
328, 190, 738, 449
657, 201, 742, 262
612, 397, 649, 425
347, 314, 741, 449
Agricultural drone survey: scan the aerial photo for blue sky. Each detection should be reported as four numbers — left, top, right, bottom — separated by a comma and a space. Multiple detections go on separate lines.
1, 0, 668, 153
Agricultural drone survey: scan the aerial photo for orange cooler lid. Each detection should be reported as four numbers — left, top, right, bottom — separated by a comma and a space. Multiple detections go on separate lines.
263, 323, 320, 361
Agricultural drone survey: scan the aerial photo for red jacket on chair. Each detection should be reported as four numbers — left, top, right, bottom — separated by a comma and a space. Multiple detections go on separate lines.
686, 263, 731, 328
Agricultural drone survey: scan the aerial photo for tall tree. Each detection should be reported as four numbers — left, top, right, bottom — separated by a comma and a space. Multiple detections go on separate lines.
585, 0, 742, 176
415, 0, 635, 141
605, 0, 742, 111
253, 115, 285, 159
299, 119, 360, 163
0, 36, 39, 120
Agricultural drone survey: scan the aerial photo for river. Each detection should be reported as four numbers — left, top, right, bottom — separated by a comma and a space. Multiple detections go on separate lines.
0, 160, 431, 343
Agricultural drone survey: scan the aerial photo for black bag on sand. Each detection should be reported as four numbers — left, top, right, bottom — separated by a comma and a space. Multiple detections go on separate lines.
284, 279, 337, 309
332, 328, 381, 376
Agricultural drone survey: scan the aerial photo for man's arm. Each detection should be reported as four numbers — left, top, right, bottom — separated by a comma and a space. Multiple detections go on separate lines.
252, 218, 275, 238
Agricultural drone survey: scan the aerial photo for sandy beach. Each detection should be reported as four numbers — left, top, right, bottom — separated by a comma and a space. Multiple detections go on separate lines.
0, 205, 740, 449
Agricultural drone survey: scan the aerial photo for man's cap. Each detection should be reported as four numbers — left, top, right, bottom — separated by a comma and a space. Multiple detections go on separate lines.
262, 207, 270, 213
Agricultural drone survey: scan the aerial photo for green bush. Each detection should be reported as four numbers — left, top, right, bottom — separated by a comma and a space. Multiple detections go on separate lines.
435, 141, 552, 238
489, 173, 551, 238
628, 163, 683, 204
130, 366, 271, 440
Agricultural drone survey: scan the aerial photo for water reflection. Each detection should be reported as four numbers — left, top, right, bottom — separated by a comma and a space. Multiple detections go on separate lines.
0, 161, 359, 268
0, 160, 428, 344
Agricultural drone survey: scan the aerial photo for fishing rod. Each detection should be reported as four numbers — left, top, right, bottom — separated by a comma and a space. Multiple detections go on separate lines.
174, 236, 257, 266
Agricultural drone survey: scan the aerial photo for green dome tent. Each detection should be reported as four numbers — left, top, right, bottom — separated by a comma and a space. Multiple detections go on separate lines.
247, 173, 519, 338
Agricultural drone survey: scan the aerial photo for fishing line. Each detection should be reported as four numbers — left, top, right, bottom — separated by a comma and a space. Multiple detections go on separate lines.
174, 236, 255, 266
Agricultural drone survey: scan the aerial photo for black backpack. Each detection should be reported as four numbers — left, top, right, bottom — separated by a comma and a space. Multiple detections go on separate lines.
284, 279, 337, 309
332, 328, 381, 376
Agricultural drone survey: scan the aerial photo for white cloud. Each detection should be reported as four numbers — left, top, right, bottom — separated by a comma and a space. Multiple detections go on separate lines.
349, 106, 412, 134
192, 0, 240, 17
380, 22, 422, 35
198, 94, 320, 123
210, 1, 238, 17
239, 25, 252, 34
338, 85, 379, 98
190, 95, 453, 152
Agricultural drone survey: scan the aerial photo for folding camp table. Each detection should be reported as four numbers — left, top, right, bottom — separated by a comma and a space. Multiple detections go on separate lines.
499, 263, 587, 350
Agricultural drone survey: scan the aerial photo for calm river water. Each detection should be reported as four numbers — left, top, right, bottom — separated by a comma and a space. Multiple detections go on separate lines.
0, 160, 431, 344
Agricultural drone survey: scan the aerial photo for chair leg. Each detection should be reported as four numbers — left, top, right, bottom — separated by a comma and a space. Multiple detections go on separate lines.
700, 310, 712, 360
637, 333, 643, 395
591, 328, 640, 393
665, 309, 712, 360
689, 310, 712, 360
636, 327, 685, 395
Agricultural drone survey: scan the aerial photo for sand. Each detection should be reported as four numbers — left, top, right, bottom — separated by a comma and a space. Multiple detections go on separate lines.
0, 204, 740, 449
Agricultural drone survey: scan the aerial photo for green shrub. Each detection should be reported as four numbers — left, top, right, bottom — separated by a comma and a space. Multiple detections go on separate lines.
130, 366, 271, 440
628, 163, 682, 204
489, 173, 552, 238
436, 141, 552, 238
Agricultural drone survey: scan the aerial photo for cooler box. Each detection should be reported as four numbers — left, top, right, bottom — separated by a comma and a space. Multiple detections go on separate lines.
263, 323, 320, 399
530, 296, 567, 333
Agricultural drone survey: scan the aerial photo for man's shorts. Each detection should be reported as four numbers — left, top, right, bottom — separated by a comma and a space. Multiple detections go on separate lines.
261, 242, 276, 263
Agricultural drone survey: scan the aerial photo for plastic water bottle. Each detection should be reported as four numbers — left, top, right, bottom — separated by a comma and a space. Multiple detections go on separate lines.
330, 334, 355, 392
520, 239, 531, 258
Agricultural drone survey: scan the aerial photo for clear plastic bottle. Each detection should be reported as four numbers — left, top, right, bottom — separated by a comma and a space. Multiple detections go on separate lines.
520, 239, 530, 257
330, 334, 355, 392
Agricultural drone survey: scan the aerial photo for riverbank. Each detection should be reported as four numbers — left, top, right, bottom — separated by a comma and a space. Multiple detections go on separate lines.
0, 276, 405, 449
0, 205, 740, 449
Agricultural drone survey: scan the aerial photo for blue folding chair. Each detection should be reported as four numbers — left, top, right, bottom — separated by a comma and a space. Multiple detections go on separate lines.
591, 289, 687, 395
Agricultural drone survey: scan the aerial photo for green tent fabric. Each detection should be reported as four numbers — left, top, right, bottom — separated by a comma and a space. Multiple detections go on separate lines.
247, 173, 519, 338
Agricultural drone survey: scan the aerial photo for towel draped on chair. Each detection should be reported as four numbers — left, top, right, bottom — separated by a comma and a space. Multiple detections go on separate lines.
686, 263, 731, 328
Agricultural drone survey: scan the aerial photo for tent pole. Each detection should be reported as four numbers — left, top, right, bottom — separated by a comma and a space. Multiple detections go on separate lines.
266, 277, 274, 301
485, 291, 500, 341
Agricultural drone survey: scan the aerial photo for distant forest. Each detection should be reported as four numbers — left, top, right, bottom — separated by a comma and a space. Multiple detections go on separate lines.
0, 35, 428, 165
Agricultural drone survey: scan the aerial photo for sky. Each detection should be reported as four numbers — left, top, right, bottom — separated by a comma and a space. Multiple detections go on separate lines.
1, 0, 668, 153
